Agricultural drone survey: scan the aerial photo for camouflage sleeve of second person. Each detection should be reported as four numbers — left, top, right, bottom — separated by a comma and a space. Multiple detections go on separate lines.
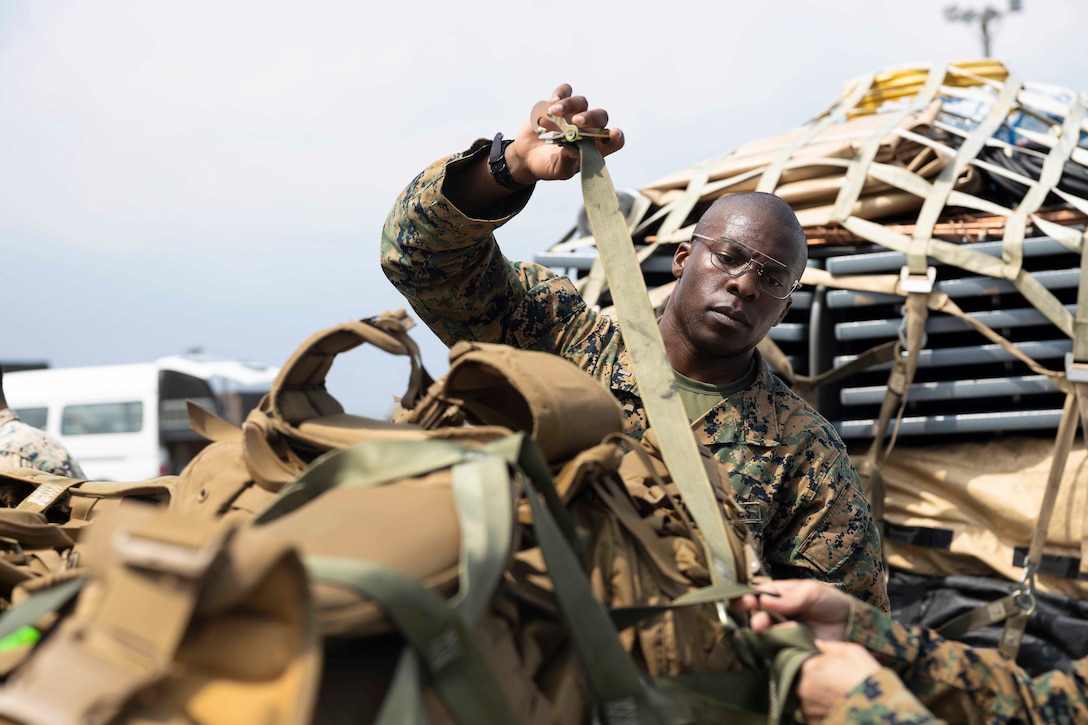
380, 142, 597, 353
829, 598, 1088, 724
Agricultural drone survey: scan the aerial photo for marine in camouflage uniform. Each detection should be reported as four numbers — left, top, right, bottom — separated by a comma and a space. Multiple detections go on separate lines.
380, 89, 887, 611
0, 408, 85, 478
824, 597, 1088, 723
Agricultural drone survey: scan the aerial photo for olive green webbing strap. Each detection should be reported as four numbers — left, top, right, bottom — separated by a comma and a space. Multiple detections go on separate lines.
251, 439, 474, 524
0, 576, 85, 642
266, 438, 524, 723
488, 434, 680, 724
307, 556, 518, 725
494, 434, 811, 725
576, 142, 823, 722
577, 139, 739, 587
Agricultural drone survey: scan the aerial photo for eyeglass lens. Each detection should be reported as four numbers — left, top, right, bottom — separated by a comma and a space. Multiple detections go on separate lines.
706, 239, 794, 298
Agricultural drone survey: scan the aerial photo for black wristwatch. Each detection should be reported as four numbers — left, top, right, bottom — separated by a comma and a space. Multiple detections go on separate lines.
488, 133, 532, 191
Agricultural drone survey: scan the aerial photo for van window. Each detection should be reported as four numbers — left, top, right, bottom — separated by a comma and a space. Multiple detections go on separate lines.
12, 407, 48, 430
61, 402, 144, 435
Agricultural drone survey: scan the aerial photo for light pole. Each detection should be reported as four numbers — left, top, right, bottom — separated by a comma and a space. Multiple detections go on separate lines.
944, 0, 1022, 57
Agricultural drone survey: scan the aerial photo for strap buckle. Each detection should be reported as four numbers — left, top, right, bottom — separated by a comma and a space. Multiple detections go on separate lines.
1014, 561, 1038, 617
535, 109, 609, 144
899, 266, 936, 294
113, 528, 226, 579
1065, 353, 1088, 382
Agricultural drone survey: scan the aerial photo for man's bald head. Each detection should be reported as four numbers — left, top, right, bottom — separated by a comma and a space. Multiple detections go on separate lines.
694, 192, 808, 275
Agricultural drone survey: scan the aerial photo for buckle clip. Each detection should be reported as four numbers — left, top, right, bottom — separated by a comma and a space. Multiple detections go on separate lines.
899, 266, 936, 294
1065, 353, 1088, 382
113, 529, 225, 579
533, 102, 610, 144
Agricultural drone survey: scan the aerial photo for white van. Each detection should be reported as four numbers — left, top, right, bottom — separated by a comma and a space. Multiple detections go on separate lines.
3, 356, 278, 482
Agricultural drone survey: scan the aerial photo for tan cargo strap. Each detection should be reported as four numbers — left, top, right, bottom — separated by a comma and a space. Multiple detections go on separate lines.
863, 284, 931, 541
995, 382, 1088, 657
186, 399, 243, 443
801, 267, 1069, 387
0, 510, 75, 552
981, 221, 1088, 655
13, 473, 83, 514
760, 337, 898, 407
937, 590, 1023, 642
935, 387, 1085, 658
933, 236, 1088, 658
789, 265, 1071, 552
577, 138, 744, 588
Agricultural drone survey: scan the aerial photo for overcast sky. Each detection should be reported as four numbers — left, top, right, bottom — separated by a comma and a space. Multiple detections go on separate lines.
2, 0, 1085, 417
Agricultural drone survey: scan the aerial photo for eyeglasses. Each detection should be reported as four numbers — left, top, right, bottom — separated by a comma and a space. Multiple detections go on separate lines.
690, 234, 801, 300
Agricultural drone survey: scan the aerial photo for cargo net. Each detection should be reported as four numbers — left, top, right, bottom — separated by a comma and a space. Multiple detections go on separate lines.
537, 59, 1088, 444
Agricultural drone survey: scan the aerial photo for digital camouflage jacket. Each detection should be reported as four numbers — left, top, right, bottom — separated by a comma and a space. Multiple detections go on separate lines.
380, 142, 889, 611
828, 599, 1088, 723
0, 408, 85, 478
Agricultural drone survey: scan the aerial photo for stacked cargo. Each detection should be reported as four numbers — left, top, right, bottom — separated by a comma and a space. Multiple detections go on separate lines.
539, 59, 1087, 444
535, 59, 1088, 674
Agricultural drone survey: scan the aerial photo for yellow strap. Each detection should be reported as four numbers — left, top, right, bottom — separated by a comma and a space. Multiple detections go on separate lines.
830, 63, 948, 224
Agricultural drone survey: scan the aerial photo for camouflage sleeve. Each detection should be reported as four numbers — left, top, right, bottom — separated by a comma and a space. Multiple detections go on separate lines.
844, 599, 1088, 723
55, 455, 85, 479
823, 668, 942, 725
807, 454, 887, 612
379, 143, 595, 353
765, 438, 890, 613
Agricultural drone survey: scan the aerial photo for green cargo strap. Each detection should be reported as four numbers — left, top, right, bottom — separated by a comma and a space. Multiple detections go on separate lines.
376, 648, 427, 725
0, 576, 85, 642
483, 433, 585, 560
608, 582, 757, 633
577, 138, 741, 588
307, 556, 517, 725
492, 433, 680, 724
654, 671, 768, 722
490, 432, 808, 724
283, 437, 532, 724
937, 591, 1021, 641
759, 626, 818, 725
252, 438, 475, 524
448, 452, 515, 625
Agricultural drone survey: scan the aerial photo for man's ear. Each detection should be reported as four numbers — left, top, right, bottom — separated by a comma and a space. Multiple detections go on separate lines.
673, 242, 692, 279
773, 297, 793, 326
